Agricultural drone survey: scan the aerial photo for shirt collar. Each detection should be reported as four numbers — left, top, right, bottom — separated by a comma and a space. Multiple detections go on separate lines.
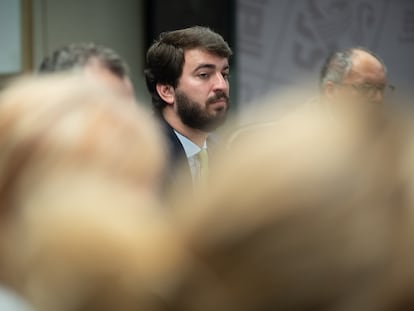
174, 130, 207, 158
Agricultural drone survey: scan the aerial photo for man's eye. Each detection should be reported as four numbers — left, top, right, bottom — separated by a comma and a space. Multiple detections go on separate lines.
362, 84, 385, 91
198, 73, 209, 79
222, 72, 230, 80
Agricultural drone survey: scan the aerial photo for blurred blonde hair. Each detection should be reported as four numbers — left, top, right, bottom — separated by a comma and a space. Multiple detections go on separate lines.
165, 96, 414, 311
0, 74, 186, 311
3, 78, 414, 311
0, 73, 165, 196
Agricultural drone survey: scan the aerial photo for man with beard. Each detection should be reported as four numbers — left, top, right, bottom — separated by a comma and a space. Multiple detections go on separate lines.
145, 26, 232, 192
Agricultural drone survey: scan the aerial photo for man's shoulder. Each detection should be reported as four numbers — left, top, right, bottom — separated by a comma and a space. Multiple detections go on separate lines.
153, 114, 186, 159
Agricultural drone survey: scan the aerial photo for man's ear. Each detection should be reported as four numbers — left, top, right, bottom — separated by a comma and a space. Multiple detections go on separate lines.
323, 81, 337, 100
156, 84, 175, 105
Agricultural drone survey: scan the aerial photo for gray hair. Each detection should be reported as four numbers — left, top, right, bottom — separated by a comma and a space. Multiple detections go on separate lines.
38, 43, 129, 79
319, 47, 387, 90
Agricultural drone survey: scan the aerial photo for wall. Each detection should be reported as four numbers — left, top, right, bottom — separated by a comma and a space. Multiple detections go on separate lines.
32, 0, 149, 104
0, 0, 32, 88
237, 0, 414, 124
0, 0, 22, 74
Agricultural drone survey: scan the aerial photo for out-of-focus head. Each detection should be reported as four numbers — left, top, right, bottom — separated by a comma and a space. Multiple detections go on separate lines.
2, 78, 414, 311
0, 73, 167, 224
0, 73, 178, 311
320, 47, 393, 107
38, 43, 134, 100
165, 100, 414, 311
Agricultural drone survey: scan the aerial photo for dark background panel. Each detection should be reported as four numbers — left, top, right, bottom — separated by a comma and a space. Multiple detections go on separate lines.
145, 0, 235, 50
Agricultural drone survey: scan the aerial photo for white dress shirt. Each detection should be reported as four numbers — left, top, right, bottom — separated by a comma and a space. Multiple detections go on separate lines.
174, 130, 207, 185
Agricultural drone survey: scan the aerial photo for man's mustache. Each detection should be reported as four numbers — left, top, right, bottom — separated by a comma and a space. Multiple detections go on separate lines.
207, 91, 229, 105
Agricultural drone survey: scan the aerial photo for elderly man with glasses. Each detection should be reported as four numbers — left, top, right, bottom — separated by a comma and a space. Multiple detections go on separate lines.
319, 47, 394, 108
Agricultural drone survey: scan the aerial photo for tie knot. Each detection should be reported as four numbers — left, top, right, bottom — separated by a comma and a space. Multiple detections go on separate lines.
197, 148, 209, 184
198, 148, 208, 162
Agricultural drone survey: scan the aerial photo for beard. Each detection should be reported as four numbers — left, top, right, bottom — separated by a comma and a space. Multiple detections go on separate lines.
175, 89, 229, 132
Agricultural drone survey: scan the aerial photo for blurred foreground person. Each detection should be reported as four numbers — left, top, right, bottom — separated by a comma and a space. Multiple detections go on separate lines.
39, 43, 135, 100
3, 75, 414, 311
165, 99, 414, 311
0, 74, 182, 311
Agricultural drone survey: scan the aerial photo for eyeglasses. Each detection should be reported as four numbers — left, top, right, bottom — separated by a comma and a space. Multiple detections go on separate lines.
340, 83, 395, 99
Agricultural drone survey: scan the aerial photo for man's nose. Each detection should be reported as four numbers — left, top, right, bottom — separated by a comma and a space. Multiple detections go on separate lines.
371, 89, 384, 104
212, 72, 229, 91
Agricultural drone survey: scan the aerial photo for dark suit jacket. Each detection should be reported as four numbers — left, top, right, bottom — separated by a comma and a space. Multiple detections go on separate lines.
157, 115, 220, 194
160, 117, 192, 188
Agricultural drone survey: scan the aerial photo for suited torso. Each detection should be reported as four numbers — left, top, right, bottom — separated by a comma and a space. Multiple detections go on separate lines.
157, 115, 220, 195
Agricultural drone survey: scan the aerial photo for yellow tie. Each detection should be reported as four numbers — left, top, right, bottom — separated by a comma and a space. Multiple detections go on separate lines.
197, 148, 209, 185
